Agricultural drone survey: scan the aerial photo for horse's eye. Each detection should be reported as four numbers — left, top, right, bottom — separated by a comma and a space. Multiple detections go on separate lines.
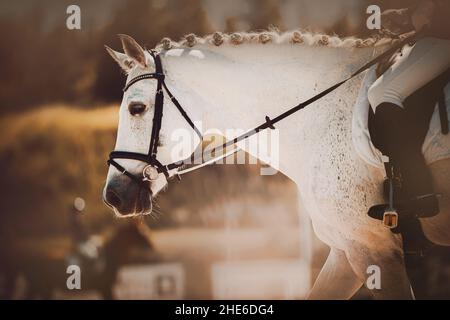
128, 103, 147, 116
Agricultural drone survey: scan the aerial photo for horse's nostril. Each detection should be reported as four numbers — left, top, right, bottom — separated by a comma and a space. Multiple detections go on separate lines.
104, 181, 153, 216
105, 189, 122, 209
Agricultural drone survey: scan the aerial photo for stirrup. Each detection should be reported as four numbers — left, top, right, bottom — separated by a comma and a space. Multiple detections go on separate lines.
383, 210, 399, 229
368, 204, 399, 229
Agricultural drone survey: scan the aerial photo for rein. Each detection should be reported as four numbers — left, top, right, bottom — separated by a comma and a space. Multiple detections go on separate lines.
108, 32, 420, 184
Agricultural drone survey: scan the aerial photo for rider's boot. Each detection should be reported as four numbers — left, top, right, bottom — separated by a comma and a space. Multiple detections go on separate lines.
372, 103, 439, 217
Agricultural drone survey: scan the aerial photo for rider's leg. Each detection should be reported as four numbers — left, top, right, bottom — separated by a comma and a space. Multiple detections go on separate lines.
368, 38, 450, 200
371, 103, 434, 198
368, 38, 450, 110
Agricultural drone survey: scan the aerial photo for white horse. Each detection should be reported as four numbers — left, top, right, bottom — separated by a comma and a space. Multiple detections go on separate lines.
103, 32, 450, 299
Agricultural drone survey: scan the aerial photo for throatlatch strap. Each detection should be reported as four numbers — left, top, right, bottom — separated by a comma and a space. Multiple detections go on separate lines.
162, 82, 202, 138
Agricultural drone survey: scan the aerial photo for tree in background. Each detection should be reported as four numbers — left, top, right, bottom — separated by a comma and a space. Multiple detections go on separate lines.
94, 0, 212, 103
0, 0, 212, 113
247, 0, 283, 30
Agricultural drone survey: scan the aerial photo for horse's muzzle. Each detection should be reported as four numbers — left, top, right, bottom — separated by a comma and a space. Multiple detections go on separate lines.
103, 176, 152, 216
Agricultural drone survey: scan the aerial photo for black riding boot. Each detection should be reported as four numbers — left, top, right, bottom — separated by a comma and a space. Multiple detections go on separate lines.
372, 103, 439, 217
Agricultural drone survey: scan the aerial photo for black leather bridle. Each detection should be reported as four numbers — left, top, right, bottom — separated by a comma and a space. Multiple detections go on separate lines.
108, 50, 203, 184
108, 33, 419, 186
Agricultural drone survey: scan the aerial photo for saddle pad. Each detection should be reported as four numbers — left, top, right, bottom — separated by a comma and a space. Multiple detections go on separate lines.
352, 66, 450, 169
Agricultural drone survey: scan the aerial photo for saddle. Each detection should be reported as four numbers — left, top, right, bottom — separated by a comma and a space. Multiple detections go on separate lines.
367, 68, 450, 256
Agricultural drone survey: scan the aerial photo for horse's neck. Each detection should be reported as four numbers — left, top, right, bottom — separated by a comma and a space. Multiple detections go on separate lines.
162, 44, 377, 178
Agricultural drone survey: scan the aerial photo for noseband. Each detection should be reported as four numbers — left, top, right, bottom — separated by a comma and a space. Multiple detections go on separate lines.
108, 50, 203, 184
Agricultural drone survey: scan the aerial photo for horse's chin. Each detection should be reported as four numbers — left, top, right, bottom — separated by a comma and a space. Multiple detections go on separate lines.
103, 173, 169, 217
112, 203, 153, 218
105, 185, 154, 218
113, 210, 152, 219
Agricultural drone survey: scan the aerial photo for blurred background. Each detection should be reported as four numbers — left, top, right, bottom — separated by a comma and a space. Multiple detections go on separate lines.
0, 0, 449, 299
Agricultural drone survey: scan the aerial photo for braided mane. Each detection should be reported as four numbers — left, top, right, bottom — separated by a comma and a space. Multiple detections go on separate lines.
155, 29, 400, 51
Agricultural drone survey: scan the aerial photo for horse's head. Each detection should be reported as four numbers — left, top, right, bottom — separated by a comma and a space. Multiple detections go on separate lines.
103, 35, 201, 217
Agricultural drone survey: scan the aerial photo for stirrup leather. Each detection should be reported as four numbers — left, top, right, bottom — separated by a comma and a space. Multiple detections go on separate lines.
367, 159, 440, 229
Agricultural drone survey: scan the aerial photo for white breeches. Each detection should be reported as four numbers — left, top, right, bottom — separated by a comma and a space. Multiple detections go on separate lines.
368, 37, 450, 111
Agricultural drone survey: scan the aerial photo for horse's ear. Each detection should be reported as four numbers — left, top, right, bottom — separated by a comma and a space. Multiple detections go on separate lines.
105, 45, 135, 71
118, 34, 147, 67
